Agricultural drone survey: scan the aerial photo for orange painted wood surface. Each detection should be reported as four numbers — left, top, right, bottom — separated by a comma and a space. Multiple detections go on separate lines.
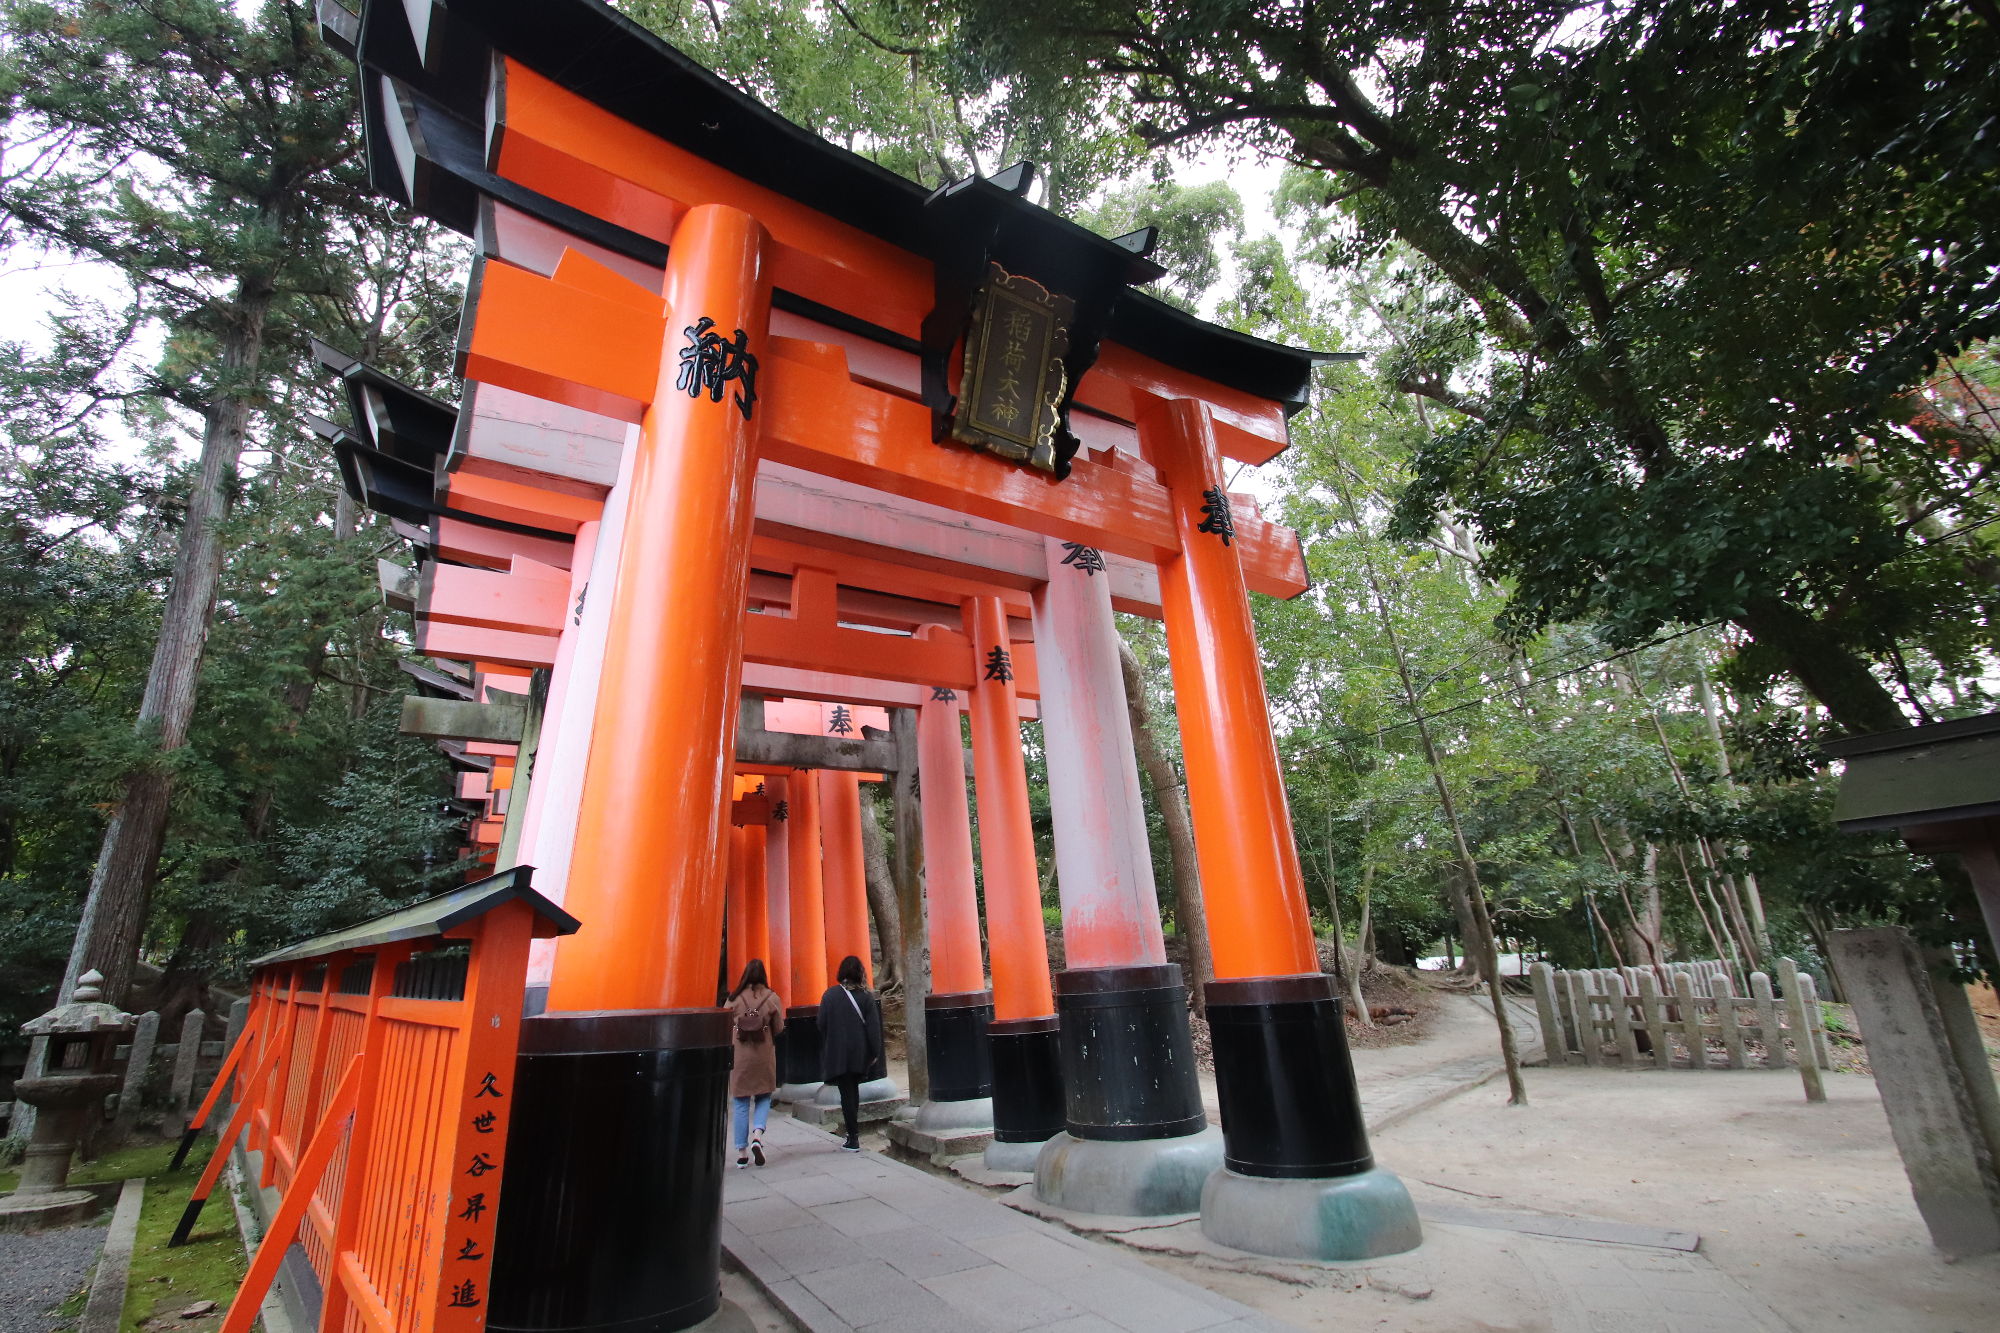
205, 902, 544, 1333
425, 564, 570, 635
458, 257, 1307, 599
546, 204, 771, 1013
489, 59, 1295, 465
1145, 399, 1318, 980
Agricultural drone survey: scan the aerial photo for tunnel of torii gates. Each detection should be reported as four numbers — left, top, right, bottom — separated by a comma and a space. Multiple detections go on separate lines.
305, 0, 1423, 1327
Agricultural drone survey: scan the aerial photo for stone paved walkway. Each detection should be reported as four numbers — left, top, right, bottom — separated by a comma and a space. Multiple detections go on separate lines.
721, 1116, 1290, 1333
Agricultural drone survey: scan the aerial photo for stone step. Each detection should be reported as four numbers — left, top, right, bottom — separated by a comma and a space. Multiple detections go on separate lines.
885, 1118, 993, 1165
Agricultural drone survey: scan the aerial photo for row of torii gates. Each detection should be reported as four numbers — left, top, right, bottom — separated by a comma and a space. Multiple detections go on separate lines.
300, 0, 1422, 1327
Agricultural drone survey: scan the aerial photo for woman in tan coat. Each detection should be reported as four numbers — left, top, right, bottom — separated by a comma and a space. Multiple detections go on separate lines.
728, 960, 785, 1167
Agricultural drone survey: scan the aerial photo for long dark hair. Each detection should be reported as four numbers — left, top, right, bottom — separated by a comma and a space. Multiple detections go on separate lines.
836, 954, 866, 987
730, 959, 769, 1000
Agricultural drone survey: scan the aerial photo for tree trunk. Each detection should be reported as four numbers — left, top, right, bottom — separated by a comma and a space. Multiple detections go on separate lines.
1734, 595, 1908, 736
1697, 674, 1774, 964
154, 911, 223, 1035
858, 785, 902, 990
1321, 816, 1372, 1028
1116, 635, 1211, 1016
1331, 466, 1525, 1104
63, 273, 275, 1007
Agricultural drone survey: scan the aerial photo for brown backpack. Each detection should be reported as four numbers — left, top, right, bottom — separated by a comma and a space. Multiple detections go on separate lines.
735, 992, 772, 1043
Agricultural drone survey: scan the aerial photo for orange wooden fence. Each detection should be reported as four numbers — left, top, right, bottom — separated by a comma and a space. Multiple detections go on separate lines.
175, 869, 576, 1333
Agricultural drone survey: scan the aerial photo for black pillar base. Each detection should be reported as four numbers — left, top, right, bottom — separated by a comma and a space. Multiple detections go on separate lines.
490, 1010, 732, 1333
780, 1006, 821, 1085
1205, 975, 1372, 1179
924, 991, 994, 1102
987, 1015, 1065, 1144
1055, 964, 1206, 1141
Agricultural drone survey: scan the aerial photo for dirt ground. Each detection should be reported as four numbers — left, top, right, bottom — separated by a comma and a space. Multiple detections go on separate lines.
1307, 1066, 1992, 1331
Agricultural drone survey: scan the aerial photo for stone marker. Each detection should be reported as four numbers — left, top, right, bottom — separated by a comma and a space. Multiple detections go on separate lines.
1610, 973, 1642, 1068
1566, 970, 1598, 1067
113, 1011, 160, 1134
1530, 963, 1568, 1067
1825, 927, 2000, 1257
1638, 972, 1670, 1070
1783, 968, 1825, 1103
169, 1009, 205, 1132
1673, 971, 1705, 1071
1750, 971, 1786, 1067
1713, 973, 1747, 1069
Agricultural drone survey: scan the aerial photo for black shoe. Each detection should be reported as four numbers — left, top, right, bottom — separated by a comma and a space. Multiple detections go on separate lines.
751, 1141, 766, 1167
735, 1153, 749, 1169
841, 1136, 861, 1152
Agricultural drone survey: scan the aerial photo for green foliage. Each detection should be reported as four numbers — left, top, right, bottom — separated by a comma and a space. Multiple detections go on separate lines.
1077, 180, 1244, 309
927, 0, 2000, 734
614, 0, 1142, 209
0, 0, 471, 1018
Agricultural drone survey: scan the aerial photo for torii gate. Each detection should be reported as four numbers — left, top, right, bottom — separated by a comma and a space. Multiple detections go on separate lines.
316, 0, 1422, 1327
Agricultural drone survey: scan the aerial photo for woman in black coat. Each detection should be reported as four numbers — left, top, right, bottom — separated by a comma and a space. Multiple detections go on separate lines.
817, 954, 884, 1151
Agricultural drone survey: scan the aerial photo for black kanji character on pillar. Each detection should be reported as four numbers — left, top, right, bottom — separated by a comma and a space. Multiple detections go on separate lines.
929, 686, 957, 702
1059, 542, 1106, 576
459, 1193, 487, 1223
470, 1111, 496, 1134
455, 1239, 486, 1262
676, 316, 760, 420
983, 647, 1014, 682
828, 705, 855, 735
908, 768, 920, 801
466, 1152, 497, 1177
772, 800, 789, 821
573, 585, 587, 626
754, 781, 766, 795
1197, 488, 1236, 546
448, 1280, 482, 1309
474, 1071, 503, 1099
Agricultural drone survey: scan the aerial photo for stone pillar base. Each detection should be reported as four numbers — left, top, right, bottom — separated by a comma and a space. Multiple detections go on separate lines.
915, 1096, 994, 1134
1200, 1167, 1421, 1261
983, 1136, 1050, 1173
1034, 1126, 1223, 1216
813, 1076, 901, 1106
792, 1077, 906, 1131
0, 1187, 101, 1234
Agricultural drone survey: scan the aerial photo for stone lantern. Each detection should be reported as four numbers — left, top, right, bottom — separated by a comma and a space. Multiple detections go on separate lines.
0, 970, 133, 1231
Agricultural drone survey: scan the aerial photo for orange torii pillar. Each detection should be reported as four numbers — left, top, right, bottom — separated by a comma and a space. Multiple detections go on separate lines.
967, 595, 1065, 1170
1028, 535, 1219, 1216
1145, 399, 1419, 1261
811, 769, 903, 1113
912, 677, 996, 1134
817, 770, 872, 985
497, 205, 776, 1333
779, 768, 829, 1100
724, 820, 770, 995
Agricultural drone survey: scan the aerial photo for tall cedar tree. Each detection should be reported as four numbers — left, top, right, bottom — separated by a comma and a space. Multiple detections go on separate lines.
0, 0, 368, 1005
924, 0, 2000, 734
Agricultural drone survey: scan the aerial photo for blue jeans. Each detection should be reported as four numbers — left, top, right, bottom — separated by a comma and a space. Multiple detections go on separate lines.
732, 1093, 772, 1150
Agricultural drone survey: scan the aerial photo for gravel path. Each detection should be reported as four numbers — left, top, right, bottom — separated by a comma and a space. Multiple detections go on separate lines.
0, 1224, 106, 1333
